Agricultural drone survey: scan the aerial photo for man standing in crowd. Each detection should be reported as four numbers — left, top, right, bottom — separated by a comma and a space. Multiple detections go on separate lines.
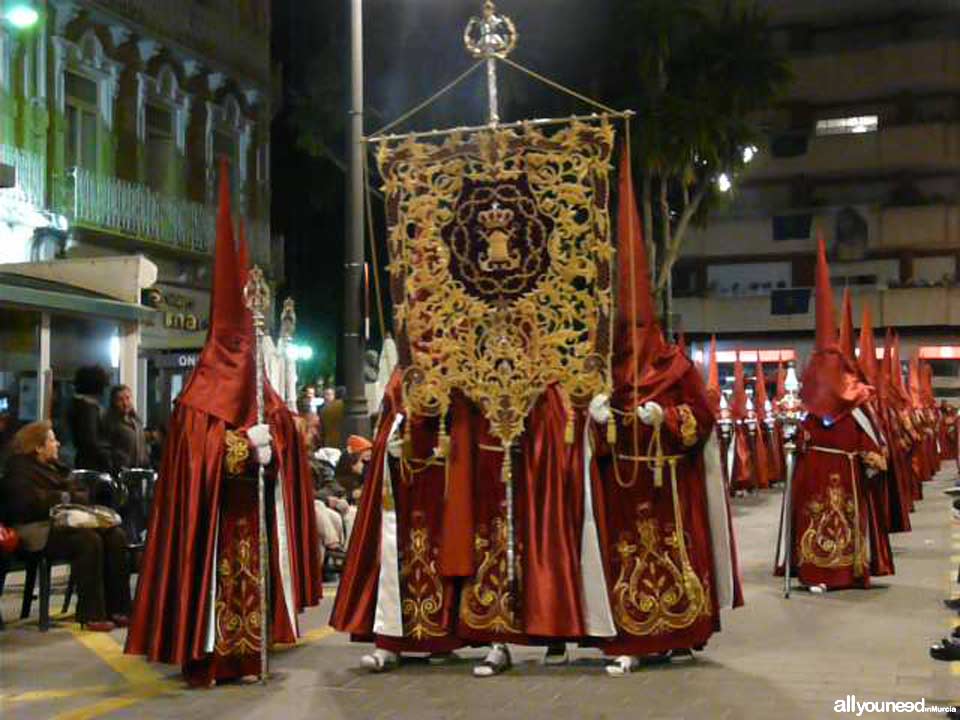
104, 385, 150, 472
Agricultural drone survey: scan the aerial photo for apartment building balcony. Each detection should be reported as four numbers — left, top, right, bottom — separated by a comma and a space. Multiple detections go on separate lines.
788, 38, 960, 103
86, 0, 270, 87
0, 143, 47, 218
675, 285, 960, 334
682, 203, 960, 258
55, 166, 273, 269
747, 123, 960, 181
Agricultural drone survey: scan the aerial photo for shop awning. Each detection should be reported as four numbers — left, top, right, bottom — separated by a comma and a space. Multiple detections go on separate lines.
0, 272, 157, 322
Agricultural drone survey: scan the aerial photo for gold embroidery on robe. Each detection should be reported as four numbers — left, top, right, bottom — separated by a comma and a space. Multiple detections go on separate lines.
224, 431, 249, 476
459, 517, 521, 634
611, 516, 710, 636
677, 405, 697, 447
215, 519, 262, 657
400, 522, 447, 639
799, 476, 864, 571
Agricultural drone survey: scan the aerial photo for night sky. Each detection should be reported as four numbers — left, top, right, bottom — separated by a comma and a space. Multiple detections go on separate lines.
271, 1, 618, 385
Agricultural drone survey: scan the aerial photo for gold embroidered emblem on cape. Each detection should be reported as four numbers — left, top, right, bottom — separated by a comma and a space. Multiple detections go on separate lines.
611, 515, 710, 636
215, 519, 262, 656
460, 516, 522, 633
799, 475, 863, 571
400, 521, 447, 639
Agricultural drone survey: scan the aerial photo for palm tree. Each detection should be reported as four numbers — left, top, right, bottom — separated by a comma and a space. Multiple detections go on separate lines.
604, 0, 792, 330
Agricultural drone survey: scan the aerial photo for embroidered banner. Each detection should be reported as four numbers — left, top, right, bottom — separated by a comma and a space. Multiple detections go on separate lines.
377, 120, 616, 447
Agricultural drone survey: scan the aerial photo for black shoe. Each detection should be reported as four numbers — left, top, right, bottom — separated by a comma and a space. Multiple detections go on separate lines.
929, 638, 960, 661
952, 625, 960, 640
944, 597, 960, 611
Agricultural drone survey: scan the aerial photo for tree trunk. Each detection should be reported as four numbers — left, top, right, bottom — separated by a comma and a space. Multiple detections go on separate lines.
642, 168, 655, 293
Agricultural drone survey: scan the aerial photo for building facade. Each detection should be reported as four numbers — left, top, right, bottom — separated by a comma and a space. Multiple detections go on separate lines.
0, 0, 277, 451
676, 0, 960, 397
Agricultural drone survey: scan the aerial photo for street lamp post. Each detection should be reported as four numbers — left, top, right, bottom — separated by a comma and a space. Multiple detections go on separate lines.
343, 0, 368, 442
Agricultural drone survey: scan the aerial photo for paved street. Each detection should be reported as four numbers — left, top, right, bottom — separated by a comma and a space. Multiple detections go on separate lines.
2, 471, 958, 720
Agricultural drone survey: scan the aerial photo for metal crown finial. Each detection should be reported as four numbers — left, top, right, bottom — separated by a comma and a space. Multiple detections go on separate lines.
464, 1, 517, 60
243, 265, 271, 329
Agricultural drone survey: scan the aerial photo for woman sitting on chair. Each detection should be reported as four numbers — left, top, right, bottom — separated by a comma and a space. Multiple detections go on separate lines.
0, 421, 130, 631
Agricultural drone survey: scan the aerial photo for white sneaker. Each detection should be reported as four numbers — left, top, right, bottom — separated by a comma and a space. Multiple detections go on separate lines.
809, 583, 828, 594
544, 643, 569, 666
605, 655, 639, 677
360, 648, 399, 672
473, 644, 511, 677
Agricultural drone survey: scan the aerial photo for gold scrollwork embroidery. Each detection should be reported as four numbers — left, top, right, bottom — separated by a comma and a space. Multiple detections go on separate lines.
611, 517, 710, 636
798, 476, 863, 571
379, 121, 616, 452
215, 519, 262, 657
224, 430, 249, 476
677, 405, 698, 447
459, 517, 521, 634
400, 524, 447, 639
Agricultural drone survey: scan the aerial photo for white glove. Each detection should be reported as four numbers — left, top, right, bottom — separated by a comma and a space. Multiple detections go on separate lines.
247, 423, 271, 447
247, 423, 273, 466
589, 393, 612, 425
636, 401, 664, 427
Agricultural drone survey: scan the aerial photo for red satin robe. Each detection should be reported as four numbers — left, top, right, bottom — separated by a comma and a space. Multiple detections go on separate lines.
125, 399, 321, 685
331, 378, 587, 648
940, 413, 958, 461
730, 424, 757, 493
786, 412, 891, 589
593, 365, 733, 656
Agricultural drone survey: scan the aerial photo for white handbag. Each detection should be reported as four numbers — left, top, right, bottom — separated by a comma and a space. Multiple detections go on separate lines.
50, 504, 122, 530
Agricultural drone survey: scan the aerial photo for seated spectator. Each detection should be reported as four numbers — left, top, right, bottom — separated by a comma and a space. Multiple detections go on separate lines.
0, 421, 131, 632
103, 385, 150, 472
313, 447, 357, 543
68, 366, 112, 472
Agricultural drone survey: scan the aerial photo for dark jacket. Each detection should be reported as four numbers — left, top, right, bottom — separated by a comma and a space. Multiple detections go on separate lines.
68, 395, 111, 472
0, 453, 84, 525
103, 409, 149, 471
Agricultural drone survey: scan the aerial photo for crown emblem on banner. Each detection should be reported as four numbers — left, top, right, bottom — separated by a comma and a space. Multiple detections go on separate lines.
478, 203, 520, 271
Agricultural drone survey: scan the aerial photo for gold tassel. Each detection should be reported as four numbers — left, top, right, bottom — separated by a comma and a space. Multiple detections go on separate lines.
403, 420, 413, 459
564, 408, 575, 445
606, 416, 617, 444
435, 414, 450, 458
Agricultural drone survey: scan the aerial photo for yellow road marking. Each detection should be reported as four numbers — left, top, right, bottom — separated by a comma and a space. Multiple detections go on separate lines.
0, 686, 113, 704
69, 629, 172, 687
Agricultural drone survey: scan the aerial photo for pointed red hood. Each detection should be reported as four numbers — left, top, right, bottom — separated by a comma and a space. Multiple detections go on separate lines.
177, 162, 259, 427
611, 144, 687, 407
881, 328, 905, 409
890, 331, 910, 401
755, 358, 770, 419
705, 335, 721, 415
775, 360, 786, 401
909, 355, 923, 408
800, 233, 872, 419
922, 361, 936, 407
839, 287, 856, 364
857, 305, 879, 386
814, 233, 836, 351
731, 352, 748, 420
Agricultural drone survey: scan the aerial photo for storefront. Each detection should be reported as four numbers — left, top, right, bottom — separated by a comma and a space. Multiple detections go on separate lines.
0, 256, 157, 463
140, 282, 210, 429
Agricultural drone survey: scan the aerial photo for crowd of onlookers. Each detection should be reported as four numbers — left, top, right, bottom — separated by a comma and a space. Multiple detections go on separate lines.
0, 368, 373, 631
295, 383, 372, 579
0, 365, 151, 632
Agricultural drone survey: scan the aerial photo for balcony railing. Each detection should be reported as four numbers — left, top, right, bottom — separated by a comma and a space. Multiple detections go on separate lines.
0, 143, 46, 211
56, 167, 272, 264
90, 0, 270, 86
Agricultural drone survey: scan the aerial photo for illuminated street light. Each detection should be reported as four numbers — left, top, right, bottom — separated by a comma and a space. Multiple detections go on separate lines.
4, 3, 40, 28
716, 173, 732, 193
286, 342, 314, 361
742, 145, 757, 164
